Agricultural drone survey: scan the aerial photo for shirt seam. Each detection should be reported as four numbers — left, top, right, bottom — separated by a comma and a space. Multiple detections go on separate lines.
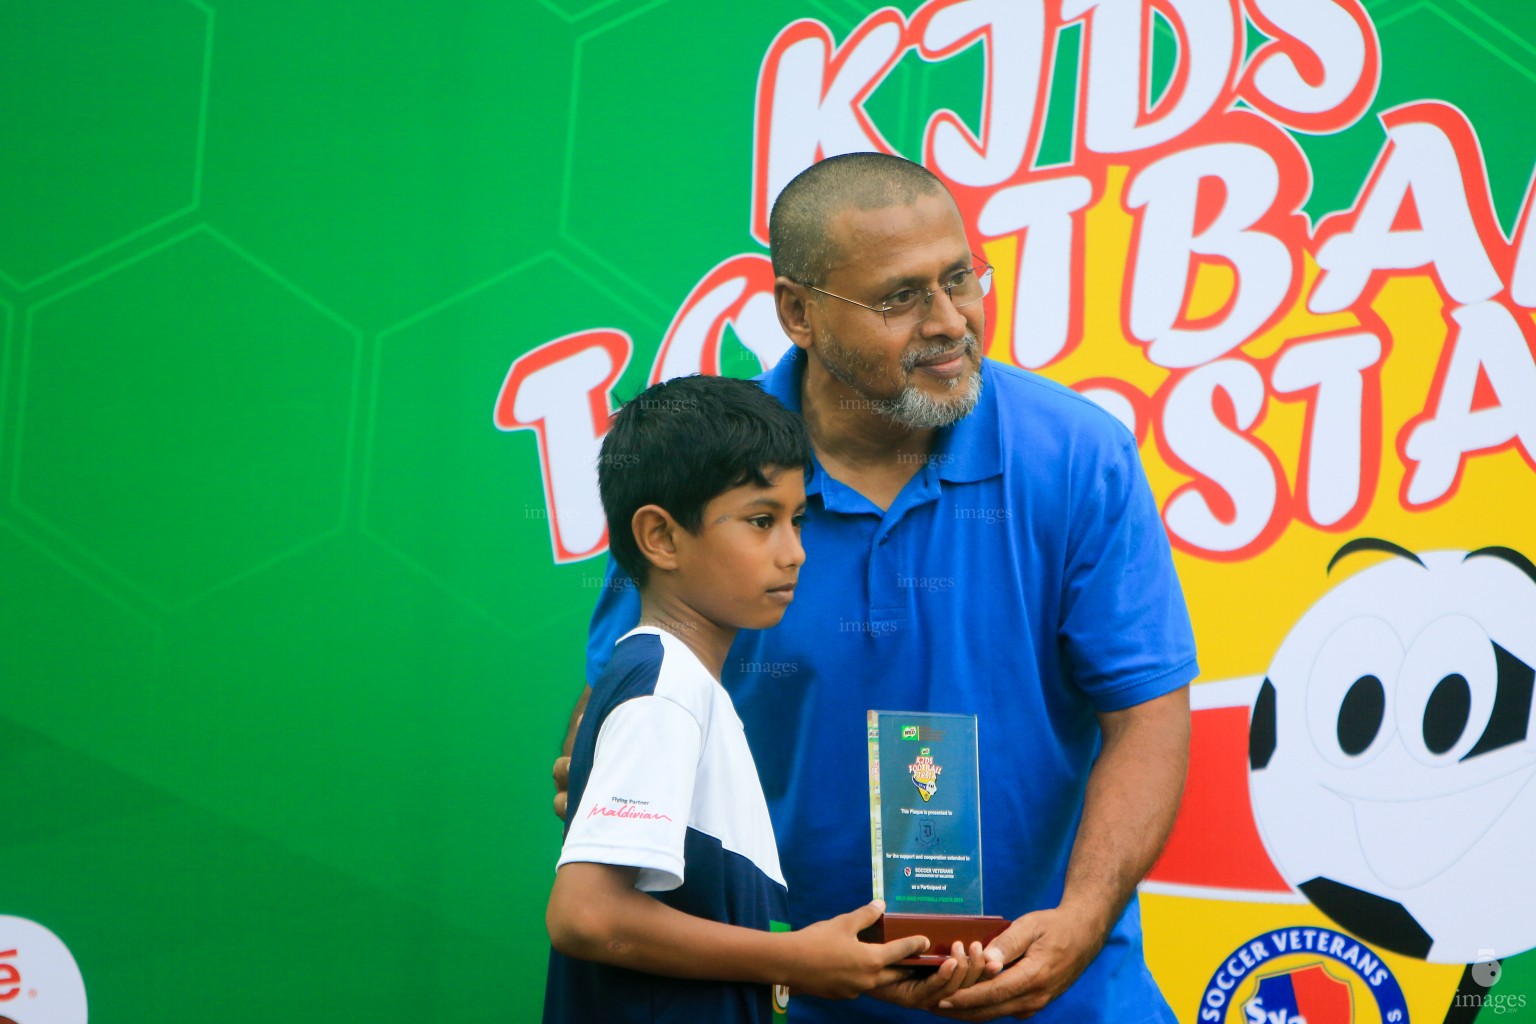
1091, 654, 1199, 704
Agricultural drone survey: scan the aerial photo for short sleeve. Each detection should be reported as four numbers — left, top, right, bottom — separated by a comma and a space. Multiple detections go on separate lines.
1060, 438, 1198, 710
558, 694, 703, 891
585, 556, 641, 686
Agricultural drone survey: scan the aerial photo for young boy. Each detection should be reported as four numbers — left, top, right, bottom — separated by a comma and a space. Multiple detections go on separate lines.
543, 376, 986, 1022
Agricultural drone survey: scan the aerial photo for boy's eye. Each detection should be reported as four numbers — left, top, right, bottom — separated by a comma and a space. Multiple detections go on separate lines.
748, 515, 774, 529
792, 513, 806, 529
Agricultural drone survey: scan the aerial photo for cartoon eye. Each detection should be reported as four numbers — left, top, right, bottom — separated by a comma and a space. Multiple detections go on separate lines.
1397, 615, 1498, 765
1337, 674, 1386, 755
1306, 616, 1403, 767
1423, 674, 1471, 754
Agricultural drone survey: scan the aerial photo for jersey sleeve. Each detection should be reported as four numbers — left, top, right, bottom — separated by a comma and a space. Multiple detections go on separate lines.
585, 556, 641, 686
1060, 437, 1199, 710
557, 693, 702, 892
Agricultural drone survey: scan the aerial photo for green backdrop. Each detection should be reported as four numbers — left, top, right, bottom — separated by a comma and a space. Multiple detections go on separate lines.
5, 1, 1536, 1020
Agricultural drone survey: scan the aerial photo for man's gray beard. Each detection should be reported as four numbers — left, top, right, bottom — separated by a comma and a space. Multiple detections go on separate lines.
820, 331, 984, 430
879, 356, 983, 429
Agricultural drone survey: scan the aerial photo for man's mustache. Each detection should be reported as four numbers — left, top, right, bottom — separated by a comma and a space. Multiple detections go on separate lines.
901, 332, 980, 374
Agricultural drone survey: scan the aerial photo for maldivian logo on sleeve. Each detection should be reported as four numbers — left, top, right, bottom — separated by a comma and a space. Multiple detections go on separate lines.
1197, 927, 1408, 1024
908, 748, 942, 802
0, 916, 88, 1024
587, 796, 673, 822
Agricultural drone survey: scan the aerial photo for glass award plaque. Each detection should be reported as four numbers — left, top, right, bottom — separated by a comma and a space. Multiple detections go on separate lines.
859, 710, 1008, 966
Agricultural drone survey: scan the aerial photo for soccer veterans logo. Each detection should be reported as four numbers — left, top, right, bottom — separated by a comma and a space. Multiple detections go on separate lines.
1197, 927, 1408, 1024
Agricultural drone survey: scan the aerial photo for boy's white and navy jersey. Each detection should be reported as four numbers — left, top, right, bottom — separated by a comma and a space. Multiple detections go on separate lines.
543, 627, 789, 1024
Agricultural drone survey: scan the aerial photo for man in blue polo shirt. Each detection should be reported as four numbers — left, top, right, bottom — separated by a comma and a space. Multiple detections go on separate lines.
559, 153, 1196, 1022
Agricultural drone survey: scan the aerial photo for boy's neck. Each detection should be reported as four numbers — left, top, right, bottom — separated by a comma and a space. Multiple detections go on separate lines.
637, 591, 735, 680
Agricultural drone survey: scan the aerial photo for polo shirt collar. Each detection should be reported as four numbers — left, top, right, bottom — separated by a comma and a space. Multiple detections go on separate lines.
759, 346, 1002, 490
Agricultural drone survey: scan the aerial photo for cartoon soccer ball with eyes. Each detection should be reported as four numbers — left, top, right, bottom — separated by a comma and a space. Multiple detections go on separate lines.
1248, 542, 1536, 964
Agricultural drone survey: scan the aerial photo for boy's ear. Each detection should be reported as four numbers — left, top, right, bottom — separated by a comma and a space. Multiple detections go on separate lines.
774, 276, 814, 351
632, 505, 682, 573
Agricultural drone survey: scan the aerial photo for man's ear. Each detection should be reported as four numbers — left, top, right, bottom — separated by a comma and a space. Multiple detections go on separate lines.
632, 505, 682, 573
775, 277, 814, 352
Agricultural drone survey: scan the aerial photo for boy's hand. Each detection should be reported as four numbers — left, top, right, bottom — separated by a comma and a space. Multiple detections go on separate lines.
870, 939, 1000, 1009
785, 901, 930, 999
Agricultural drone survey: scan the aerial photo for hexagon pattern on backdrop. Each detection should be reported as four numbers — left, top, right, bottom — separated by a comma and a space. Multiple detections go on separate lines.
0, 0, 210, 288
16, 228, 357, 609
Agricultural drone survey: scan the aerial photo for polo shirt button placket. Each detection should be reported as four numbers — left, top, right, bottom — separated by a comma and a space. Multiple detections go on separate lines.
868, 522, 907, 635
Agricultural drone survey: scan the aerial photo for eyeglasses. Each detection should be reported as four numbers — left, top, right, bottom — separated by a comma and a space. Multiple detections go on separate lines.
802, 258, 993, 327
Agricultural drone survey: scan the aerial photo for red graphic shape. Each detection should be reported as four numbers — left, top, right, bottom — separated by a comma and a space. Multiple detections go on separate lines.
1146, 705, 1290, 891
1292, 963, 1354, 1024
1389, 190, 1424, 232
1471, 363, 1501, 411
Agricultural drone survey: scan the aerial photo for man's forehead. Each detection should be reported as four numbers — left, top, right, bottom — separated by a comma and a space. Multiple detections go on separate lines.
823, 193, 970, 274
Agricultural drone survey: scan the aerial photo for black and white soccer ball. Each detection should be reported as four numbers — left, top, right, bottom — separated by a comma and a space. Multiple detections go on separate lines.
1248, 544, 1536, 963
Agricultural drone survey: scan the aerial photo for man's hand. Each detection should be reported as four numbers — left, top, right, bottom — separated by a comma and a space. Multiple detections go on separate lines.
552, 689, 589, 821
931, 907, 1102, 1020
870, 939, 999, 1010
552, 755, 571, 819
937, 686, 1191, 1020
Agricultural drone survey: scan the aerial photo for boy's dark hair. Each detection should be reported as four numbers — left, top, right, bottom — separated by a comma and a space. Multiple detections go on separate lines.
599, 375, 811, 584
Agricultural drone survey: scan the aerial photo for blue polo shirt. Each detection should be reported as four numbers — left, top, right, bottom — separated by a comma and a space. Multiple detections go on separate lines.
585, 348, 1197, 1024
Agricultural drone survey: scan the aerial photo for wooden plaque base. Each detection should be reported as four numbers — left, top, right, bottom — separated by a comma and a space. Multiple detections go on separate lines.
857, 912, 1011, 966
